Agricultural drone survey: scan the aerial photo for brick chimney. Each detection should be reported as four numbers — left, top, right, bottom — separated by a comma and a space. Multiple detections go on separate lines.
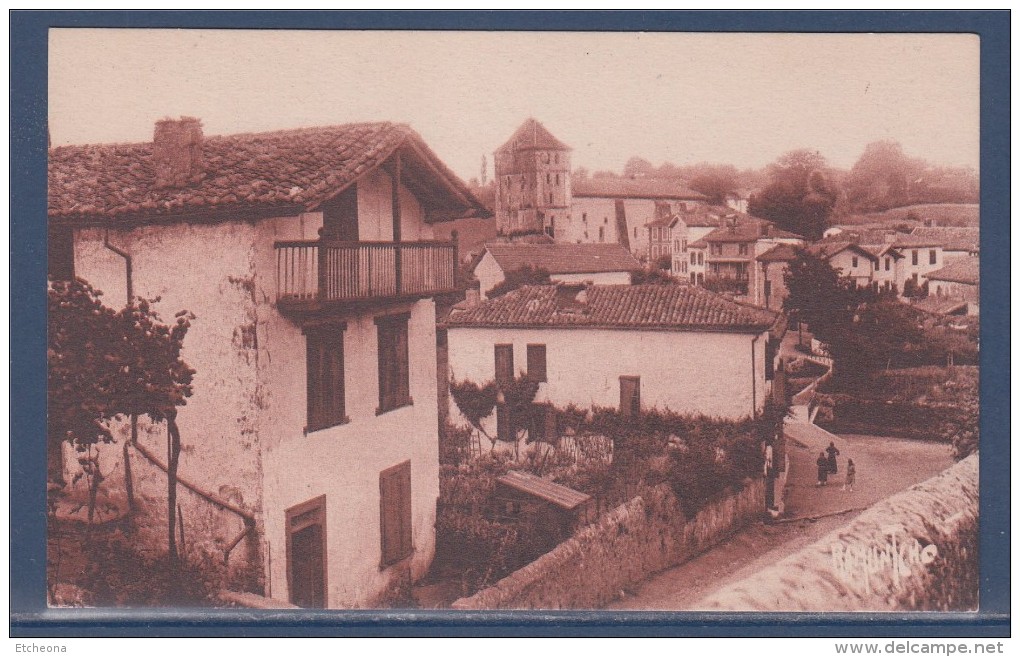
153, 117, 204, 188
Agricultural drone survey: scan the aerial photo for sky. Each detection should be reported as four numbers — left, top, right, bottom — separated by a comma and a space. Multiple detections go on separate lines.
48, 30, 980, 182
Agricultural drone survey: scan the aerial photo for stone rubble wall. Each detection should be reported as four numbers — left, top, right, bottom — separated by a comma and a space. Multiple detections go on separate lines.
699, 454, 978, 612
452, 479, 765, 610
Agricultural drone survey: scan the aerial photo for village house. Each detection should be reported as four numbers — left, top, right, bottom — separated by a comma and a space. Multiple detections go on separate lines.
48, 118, 490, 608
646, 213, 688, 274
688, 217, 804, 305
444, 284, 784, 432
491, 118, 707, 258
755, 243, 800, 312
924, 257, 980, 315
471, 242, 642, 298
909, 226, 980, 262
567, 177, 706, 258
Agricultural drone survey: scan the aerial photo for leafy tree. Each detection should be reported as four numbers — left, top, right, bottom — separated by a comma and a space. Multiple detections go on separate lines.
486, 265, 551, 298
631, 267, 678, 285
48, 278, 195, 566
688, 164, 739, 204
623, 156, 656, 179
749, 149, 839, 241
844, 140, 925, 212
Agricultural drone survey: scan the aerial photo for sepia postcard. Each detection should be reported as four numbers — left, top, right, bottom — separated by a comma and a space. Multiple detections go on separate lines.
40, 26, 984, 619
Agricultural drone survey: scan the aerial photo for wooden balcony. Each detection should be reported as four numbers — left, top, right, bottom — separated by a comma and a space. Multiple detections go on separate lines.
275, 239, 459, 314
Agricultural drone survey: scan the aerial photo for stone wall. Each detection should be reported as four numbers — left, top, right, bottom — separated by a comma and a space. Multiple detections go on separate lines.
699, 454, 978, 611
452, 478, 765, 610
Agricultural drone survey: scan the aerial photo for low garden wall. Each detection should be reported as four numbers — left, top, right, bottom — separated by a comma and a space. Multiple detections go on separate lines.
451, 478, 765, 610
699, 454, 978, 611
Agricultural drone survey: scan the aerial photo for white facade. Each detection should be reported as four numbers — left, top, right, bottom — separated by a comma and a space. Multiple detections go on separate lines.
447, 326, 771, 426
66, 172, 443, 608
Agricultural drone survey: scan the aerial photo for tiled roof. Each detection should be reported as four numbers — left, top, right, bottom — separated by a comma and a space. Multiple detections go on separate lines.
679, 206, 786, 231
807, 241, 878, 262
571, 177, 707, 201
494, 118, 571, 154
757, 243, 801, 262
446, 284, 778, 333
702, 222, 802, 243
483, 243, 642, 275
925, 257, 979, 285
49, 121, 490, 224
910, 227, 980, 253
645, 214, 682, 229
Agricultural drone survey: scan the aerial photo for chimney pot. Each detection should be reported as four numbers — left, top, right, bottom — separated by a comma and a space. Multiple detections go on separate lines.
153, 117, 204, 188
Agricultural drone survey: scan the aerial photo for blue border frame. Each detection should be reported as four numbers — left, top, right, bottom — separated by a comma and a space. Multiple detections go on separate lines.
10, 10, 1009, 637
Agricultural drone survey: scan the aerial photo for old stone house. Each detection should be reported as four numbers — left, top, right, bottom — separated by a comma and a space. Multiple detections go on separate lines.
48, 118, 489, 608
444, 284, 784, 435
925, 257, 980, 315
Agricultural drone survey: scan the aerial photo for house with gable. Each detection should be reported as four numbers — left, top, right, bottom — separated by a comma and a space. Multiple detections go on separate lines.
444, 284, 784, 429
48, 117, 490, 608
471, 242, 642, 298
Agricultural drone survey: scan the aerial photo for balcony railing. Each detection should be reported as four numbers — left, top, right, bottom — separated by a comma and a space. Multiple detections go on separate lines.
275, 239, 458, 309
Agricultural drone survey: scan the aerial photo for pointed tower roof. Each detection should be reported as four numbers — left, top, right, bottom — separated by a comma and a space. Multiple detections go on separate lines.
494, 118, 571, 154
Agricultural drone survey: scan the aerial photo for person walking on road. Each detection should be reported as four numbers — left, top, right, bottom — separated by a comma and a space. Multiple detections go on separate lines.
816, 452, 829, 486
843, 459, 856, 492
826, 441, 840, 475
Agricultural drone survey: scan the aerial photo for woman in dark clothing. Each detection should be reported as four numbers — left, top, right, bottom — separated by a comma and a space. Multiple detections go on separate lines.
826, 441, 840, 474
816, 452, 829, 486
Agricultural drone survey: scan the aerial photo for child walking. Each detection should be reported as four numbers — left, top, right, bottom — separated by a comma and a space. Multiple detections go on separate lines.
843, 459, 856, 492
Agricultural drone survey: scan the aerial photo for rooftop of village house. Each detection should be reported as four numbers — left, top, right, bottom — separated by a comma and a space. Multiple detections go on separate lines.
479, 242, 643, 276
446, 283, 780, 333
48, 119, 490, 225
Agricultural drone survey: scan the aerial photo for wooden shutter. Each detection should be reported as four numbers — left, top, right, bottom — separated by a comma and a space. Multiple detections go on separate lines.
494, 344, 514, 385
527, 344, 547, 382
765, 337, 775, 381
620, 376, 640, 418
286, 495, 327, 608
380, 461, 412, 566
306, 326, 346, 431
376, 314, 411, 412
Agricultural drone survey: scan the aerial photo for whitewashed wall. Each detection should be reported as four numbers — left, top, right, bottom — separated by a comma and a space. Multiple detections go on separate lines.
65, 170, 443, 608
447, 326, 769, 427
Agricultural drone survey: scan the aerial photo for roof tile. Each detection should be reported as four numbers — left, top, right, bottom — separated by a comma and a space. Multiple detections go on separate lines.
447, 284, 778, 332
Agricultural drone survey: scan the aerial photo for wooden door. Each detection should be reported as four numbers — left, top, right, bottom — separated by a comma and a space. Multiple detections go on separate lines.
619, 376, 640, 418
287, 496, 327, 608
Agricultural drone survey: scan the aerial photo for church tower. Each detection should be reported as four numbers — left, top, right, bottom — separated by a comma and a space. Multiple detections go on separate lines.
493, 118, 571, 237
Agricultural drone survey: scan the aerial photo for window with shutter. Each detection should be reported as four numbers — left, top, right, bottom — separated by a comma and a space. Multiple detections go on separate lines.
286, 496, 327, 608
526, 344, 547, 382
379, 461, 413, 567
48, 226, 75, 281
494, 344, 514, 385
376, 314, 411, 414
619, 376, 640, 418
306, 324, 347, 432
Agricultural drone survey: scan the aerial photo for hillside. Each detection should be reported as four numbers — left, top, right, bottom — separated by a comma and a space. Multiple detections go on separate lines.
834, 203, 979, 229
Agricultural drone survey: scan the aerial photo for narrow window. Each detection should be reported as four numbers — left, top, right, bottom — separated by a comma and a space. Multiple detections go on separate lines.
582, 213, 588, 223
633, 227, 637, 238
912, 250, 919, 266
599, 226, 605, 242
852, 256, 858, 268
376, 314, 411, 414
698, 252, 704, 265
765, 339, 776, 381
527, 344, 547, 382
287, 496, 327, 608
494, 344, 514, 385
929, 249, 937, 265
306, 324, 347, 432
885, 257, 891, 271
379, 461, 413, 567
690, 252, 696, 265
619, 376, 641, 418
690, 272, 696, 284
555, 173, 560, 185
739, 243, 749, 256
547, 173, 551, 184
